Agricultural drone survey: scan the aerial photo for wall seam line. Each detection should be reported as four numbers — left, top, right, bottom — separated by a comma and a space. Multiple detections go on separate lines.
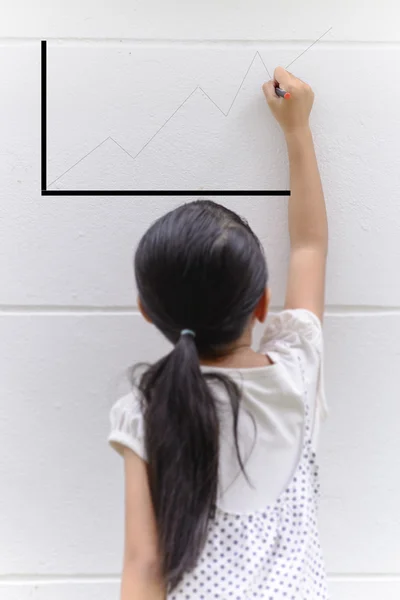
1, 574, 400, 584
3, 38, 400, 46
1, 306, 400, 316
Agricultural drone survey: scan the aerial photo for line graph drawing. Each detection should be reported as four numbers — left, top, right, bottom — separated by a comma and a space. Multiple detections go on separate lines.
41, 27, 332, 197
285, 27, 332, 69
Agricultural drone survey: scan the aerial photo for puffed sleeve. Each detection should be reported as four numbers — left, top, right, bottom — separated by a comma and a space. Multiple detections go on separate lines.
107, 391, 148, 461
258, 309, 328, 447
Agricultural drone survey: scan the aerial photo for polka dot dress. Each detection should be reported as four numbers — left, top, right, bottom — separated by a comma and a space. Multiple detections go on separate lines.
168, 317, 328, 600
168, 420, 328, 599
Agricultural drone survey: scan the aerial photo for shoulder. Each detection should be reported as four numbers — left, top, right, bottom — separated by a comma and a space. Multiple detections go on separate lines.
110, 388, 143, 414
260, 308, 322, 350
108, 389, 147, 460
258, 309, 323, 372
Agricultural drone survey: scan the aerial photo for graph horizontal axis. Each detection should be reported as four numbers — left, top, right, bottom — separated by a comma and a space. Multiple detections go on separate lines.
41, 190, 291, 197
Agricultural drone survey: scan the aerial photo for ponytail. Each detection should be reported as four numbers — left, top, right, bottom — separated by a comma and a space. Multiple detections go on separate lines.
133, 333, 247, 592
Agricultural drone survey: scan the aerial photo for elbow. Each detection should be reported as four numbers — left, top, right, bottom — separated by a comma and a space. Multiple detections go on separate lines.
292, 238, 328, 257
319, 237, 328, 258
292, 222, 328, 256
123, 555, 164, 582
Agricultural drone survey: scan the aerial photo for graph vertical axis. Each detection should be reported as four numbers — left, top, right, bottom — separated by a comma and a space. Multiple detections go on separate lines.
41, 40, 47, 194
40, 40, 289, 197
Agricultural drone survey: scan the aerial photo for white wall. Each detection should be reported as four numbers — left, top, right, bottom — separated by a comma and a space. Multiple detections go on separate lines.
1, 2, 400, 599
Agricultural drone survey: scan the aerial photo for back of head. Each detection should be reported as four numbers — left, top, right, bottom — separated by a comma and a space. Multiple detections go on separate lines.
135, 199, 267, 354
133, 199, 268, 591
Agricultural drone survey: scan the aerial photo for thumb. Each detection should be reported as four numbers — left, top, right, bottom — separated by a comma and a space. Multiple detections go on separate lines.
262, 80, 279, 105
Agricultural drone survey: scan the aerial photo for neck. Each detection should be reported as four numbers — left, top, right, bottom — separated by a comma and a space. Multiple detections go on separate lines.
198, 325, 270, 368
199, 344, 271, 368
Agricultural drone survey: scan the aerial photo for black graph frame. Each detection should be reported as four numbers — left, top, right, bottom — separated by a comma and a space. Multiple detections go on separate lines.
41, 40, 290, 197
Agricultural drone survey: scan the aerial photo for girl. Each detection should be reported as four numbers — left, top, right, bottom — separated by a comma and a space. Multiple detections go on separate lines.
108, 65, 329, 600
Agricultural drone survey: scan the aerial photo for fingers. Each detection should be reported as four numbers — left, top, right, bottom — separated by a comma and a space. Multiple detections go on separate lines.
273, 66, 312, 95
262, 80, 279, 104
273, 66, 293, 89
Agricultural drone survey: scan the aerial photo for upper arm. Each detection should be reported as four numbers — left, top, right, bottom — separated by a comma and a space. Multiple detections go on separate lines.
284, 246, 327, 323
123, 447, 160, 565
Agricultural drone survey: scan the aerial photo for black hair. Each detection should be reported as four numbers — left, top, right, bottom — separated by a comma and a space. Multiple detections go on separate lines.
130, 199, 268, 592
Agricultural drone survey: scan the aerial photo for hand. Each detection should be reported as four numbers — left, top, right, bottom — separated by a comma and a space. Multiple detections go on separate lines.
262, 66, 314, 135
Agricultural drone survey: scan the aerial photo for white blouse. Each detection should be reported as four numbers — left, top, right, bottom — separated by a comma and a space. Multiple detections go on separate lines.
108, 309, 329, 599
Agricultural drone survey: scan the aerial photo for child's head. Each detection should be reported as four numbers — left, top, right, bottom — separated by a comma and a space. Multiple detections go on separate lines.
131, 199, 269, 592
135, 199, 269, 356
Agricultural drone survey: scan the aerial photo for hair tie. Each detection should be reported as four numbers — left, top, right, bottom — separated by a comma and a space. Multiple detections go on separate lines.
180, 329, 196, 338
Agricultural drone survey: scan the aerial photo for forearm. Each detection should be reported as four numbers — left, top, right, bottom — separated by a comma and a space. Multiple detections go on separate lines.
285, 126, 328, 252
121, 561, 166, 600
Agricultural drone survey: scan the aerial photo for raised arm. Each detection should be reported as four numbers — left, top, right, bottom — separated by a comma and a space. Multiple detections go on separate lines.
263, 67, 328, 322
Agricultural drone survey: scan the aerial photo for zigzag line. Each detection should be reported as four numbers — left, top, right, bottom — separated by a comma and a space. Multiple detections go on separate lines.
48, 28, 332, 188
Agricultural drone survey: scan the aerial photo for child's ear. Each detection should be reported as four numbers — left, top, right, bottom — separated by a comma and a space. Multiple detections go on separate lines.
254, 287, 271, 323
137, 296, 152, 324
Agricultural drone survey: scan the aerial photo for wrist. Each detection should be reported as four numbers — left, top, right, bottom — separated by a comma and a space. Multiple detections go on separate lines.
283, 124, 312, 141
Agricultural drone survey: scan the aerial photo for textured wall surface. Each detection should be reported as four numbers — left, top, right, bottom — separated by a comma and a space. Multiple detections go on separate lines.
1, 1, 400, 599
